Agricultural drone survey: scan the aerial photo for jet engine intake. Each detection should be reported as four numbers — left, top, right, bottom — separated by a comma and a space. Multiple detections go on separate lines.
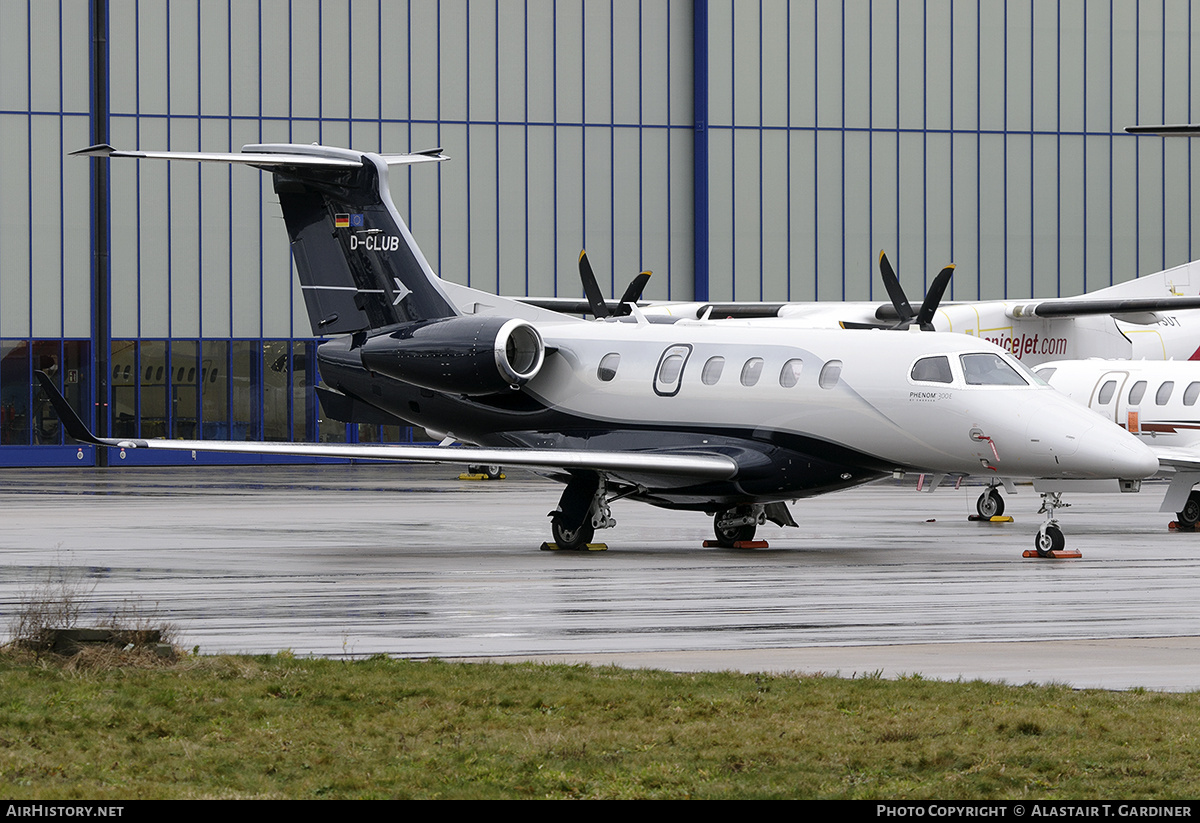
360, 316, 545, 395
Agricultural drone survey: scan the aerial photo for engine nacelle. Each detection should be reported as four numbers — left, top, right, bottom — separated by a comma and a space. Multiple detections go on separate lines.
359, 316, 545, 395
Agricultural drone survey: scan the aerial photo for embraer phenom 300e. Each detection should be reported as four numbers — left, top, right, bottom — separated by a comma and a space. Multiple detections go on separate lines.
47, 143, 1158, 553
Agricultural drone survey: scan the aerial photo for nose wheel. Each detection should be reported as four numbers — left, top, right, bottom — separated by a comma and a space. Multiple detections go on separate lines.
1034, 524, 1065, 555
1026, 491, 1079, 558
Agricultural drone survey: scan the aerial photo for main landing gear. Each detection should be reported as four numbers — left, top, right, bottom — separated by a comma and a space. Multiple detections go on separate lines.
711, 504, 764, 548
1175, 491, 1200, 530
976, 487, 1005, 518
546, 473, 621, 551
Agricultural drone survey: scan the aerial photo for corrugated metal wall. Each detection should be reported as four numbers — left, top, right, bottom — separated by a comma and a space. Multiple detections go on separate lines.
705, 0, 1200, 303
2, 0, 1200, 462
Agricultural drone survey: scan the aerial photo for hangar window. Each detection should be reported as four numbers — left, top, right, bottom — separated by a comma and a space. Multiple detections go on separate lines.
1128, 381, 1147, 405
779, 359, 804, 388
597, 353, 620, 382
701, 356, 725, 385
910, 356, 952, 384
1156, 381, 1175, 405
819, 360, 843, 389
1097, 380, 1116, 404
740, 358, 764, 387
1185, 383, 1200, 406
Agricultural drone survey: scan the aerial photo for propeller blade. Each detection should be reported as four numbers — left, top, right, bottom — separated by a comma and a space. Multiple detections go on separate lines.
914, 265, 955, 330
578, 250, 610, 318
611, 271, 652, 316
878, 251, 916, 325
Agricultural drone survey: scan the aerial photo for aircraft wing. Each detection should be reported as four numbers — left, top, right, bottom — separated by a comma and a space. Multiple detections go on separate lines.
1004, 295, 1200, 320
35, 373, 737, 483
1147, 446, 1200, 472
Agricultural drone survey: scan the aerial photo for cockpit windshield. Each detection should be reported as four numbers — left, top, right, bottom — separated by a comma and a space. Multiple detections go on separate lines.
960, 353, 1029, 386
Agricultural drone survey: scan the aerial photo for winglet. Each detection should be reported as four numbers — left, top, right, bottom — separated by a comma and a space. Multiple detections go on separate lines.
34, 371, 105, 446
70, 144, 117, 157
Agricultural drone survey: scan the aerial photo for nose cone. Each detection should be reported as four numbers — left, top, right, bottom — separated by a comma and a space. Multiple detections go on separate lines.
1030, 397, 1159, 479
1072, 423, 1160, 479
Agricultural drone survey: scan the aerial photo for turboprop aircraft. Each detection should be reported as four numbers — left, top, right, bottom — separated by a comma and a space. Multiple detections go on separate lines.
49, 142, 1159, 554
525, 252, 1200, 368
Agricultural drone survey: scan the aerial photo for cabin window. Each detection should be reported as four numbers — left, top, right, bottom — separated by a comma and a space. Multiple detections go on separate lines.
1128, 381, 1147, 405
960, 353, 1026, 386
1097, 380, 1116, 404
911, 356, 952, 384
597, 353, 620, 382
701, 356, 725, 385
653, 344, 692, 396
1156, 381, 1175, 405
779, 359, 804, 388
658, 354, 684, 384
819, 360, 843, 389
740, 358, 764, 387
1185, 382, 1200, 406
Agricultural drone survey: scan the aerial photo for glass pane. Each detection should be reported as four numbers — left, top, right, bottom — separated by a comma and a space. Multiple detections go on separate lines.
1185, 382, 1200, 406
779, 359, 803, 388
911, 356, 952, 383
232, 341, 259, 440
263, 341, 290, 441
701, 356, 724, 385
819, 360, 843, 389
140, 341, 169, 438
1156, 381, 1174, 405
658, 354, 684, 384
597, 353, 619, 382
201, 341, 230, 439
1097, 380, 1116, 404
960, 353, 1027, 386
1128, 381, 1147, 405
111, 340, 139, 437
293, 341, 308, 442
2, 342, 30, 445
740, 358, 763, 387
170, 341, 199, 439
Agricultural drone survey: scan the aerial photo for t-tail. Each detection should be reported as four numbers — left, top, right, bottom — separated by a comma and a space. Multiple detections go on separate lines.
72, 142, 457, 335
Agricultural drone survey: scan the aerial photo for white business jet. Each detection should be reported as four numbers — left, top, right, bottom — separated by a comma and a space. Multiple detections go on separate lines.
45, 142, 1157, 554
1035, 359, 1200, 530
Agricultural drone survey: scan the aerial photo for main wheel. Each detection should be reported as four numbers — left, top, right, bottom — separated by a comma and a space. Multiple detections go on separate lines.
976, 488, 1005, 518
484, 465, 503, 480
551, 518, 595, 550
1177, 491, 1200, 528
713, 515, 757, 548
1034, 524, 1065, 557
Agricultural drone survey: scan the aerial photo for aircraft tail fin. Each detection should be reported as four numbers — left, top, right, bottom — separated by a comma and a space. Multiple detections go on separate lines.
73, 143, 457, 335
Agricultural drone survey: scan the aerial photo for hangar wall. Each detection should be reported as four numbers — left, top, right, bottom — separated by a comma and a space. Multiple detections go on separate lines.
0, 0, 1198, 464
703, 0, 1200, 303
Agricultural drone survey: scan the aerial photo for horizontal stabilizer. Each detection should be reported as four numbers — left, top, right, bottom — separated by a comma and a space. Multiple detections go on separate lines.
71, 143, 448, 168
